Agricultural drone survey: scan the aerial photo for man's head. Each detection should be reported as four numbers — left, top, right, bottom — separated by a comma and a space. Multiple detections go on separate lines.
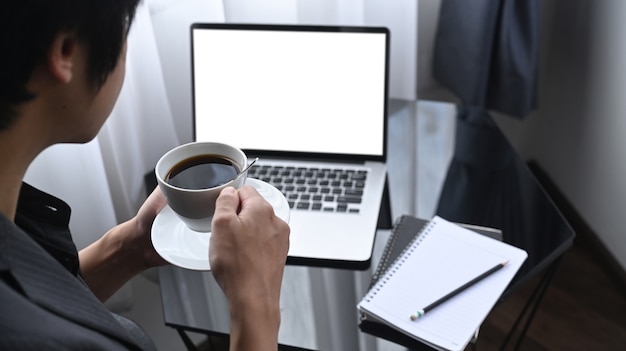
0, 0, 141, 130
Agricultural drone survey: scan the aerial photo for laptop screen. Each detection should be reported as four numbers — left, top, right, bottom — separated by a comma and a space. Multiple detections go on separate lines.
191, 24, 389, 161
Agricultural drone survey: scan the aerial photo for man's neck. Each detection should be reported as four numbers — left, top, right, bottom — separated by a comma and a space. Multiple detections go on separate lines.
0, 118, 50, 221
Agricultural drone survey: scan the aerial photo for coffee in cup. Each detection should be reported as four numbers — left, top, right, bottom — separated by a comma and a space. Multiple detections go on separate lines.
165, 154, 239, 190
156, 142, 248, 232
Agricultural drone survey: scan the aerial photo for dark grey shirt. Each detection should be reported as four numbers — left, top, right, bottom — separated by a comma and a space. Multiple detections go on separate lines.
0, 183, 155, 350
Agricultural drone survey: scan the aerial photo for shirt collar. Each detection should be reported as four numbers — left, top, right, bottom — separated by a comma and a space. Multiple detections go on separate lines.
14, 182, 79, 275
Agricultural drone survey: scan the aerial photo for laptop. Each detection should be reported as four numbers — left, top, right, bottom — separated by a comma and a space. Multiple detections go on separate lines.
190, 23, 389, 269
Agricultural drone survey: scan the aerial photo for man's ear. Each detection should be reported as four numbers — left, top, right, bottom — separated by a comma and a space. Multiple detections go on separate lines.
47, 32, 78, 84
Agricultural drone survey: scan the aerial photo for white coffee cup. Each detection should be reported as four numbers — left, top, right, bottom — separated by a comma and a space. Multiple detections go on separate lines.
155, 142, 248, 232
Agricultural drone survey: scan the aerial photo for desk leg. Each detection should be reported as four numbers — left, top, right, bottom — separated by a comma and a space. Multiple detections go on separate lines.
500, 256, 563, 350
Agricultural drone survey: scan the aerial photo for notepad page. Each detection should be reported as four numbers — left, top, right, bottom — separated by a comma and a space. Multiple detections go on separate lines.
358, 216, 527, 351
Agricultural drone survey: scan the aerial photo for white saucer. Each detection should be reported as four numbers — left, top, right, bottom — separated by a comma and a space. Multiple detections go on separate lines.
151, 178, 290, 271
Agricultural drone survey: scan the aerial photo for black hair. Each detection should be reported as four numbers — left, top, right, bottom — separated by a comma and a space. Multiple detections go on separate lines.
0, 0, 141, 129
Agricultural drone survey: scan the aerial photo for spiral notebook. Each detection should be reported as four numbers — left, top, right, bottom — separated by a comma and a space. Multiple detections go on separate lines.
357, 216, 527, 351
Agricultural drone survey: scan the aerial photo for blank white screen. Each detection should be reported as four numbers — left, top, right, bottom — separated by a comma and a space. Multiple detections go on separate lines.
192, 27, 386, 157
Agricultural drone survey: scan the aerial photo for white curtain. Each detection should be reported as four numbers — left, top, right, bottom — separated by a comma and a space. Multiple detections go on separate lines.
98, 1, 180, 223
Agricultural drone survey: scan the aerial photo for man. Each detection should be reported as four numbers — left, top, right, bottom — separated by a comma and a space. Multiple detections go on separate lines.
0, 1, 290, 350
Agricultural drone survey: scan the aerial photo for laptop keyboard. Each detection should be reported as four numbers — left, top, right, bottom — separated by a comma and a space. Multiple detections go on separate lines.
248, 164, 367, 213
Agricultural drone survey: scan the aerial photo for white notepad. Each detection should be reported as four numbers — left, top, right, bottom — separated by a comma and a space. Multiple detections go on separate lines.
358, 216, 527, 351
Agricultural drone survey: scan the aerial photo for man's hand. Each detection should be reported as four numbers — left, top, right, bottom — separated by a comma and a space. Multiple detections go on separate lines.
209, 186, 290, 351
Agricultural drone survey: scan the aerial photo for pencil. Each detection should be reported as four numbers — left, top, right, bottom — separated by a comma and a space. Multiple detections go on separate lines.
410, 260, 509, 321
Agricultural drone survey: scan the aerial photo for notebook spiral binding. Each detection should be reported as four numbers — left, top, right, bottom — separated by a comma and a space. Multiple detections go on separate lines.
368, 216, 406, 290
365, 216, 435, 303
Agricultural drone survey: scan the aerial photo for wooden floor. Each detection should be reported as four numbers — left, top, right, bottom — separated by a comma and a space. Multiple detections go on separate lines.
474, 236, 626, 350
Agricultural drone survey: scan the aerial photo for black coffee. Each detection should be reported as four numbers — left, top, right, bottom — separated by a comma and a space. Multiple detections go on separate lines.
165, 154, 239, 189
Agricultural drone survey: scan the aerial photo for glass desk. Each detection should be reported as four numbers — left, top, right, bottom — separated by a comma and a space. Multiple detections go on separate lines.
157, 100, 575, 350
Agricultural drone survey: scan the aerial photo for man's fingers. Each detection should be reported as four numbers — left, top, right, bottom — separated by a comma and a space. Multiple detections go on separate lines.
237, 185, 261, 200
237, 186, 274, 216
214, 187, 240, 216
